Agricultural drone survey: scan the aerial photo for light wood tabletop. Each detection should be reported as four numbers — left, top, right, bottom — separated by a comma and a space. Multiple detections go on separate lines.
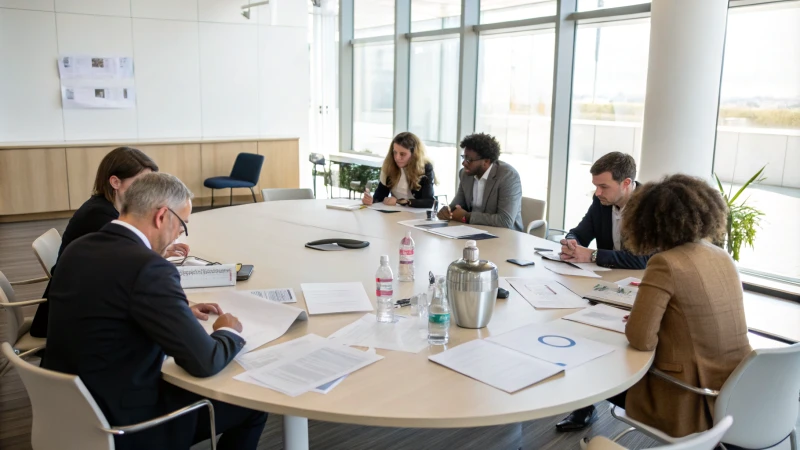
160, 200, 653, 447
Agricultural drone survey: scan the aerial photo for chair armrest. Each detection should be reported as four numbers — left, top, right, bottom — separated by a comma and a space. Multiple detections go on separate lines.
1, 298, 48, 308
103, 399, 217, 449
10, 277, 49, 286
649, 367, 719, 397
586, 436, 626, 450
527, 219, 547, 234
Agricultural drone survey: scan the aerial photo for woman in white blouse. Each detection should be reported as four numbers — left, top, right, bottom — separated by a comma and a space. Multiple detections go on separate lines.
362, 131, 437, 208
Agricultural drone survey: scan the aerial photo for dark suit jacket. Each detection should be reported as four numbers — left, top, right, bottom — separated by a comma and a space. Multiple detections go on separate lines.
566, 182, 650, 269
372, 163, 436, 208
450, 161, 524, 231
32, 195, 119, 337
44, 223, 245, 450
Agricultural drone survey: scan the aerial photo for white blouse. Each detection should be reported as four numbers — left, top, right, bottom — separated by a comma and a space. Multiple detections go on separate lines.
379, 168, 413, 200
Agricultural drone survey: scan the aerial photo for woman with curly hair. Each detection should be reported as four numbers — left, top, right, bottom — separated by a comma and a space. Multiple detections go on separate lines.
614, 174, 752, 438
362, 131, 437, 208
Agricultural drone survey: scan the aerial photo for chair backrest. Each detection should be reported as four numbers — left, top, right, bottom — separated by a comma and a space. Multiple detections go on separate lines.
521, 197, 546, 232
714, 343, 800, 448
261, 188, 315, 202
32, 228, 61, 278
0, 270, 24, 343
1, 342, 114, 450
655, 416, 733, 450
229, 153, 265, 184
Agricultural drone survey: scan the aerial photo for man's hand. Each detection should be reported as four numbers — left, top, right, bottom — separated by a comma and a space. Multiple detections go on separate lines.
437, 205, 452, 220
383, 197, 397, 206
164, 242, 190, 259
361, 189, 373, 205
560, 239, 594, 263
191, 303, 222, 321
213, 313, 243, 333
451, 205, 468, 223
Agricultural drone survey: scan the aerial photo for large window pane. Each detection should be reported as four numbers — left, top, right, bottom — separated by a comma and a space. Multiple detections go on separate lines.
480, 0, 556, 24
577, 0, 649, 11
409, 38, 460, 200
353, 42, 394, 155
714, 2, 800, 281
354, 0, 393, 39
476, 30, 555, 202
565, 20, 650, 230
412, 0, 461, 33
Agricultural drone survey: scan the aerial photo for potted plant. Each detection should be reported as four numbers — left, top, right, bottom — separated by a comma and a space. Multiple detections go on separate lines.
714, 166, 766, 262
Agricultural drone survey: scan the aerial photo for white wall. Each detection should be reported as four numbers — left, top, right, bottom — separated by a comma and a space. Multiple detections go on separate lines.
0, 0, 309, 166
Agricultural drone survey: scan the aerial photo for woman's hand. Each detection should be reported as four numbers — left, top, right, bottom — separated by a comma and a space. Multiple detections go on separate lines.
383, 197, 397, 206
362, 189, 373, 205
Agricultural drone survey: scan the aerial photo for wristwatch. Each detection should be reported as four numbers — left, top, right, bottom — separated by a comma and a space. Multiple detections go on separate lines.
591, 250, 598, 263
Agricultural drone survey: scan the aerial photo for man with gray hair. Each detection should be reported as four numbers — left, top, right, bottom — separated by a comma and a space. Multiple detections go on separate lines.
45, 172, 267, 450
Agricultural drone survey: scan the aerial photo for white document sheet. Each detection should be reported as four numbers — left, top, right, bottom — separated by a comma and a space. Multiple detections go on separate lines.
505, 278, 589, 309
328, 313, 428, 353
398, 218, 449, 230
615, 277, 642, 289
427, 225, 496, 239
428, 339, 564, 393
368, 204, 426, 214
61, 86, 136, 109
537, 251, 564, 262
542, 261, 601, 279
300, 282, 374, 315
487, 323, 616, 369
561, 304, 629, 334
189, 290, 308, 354
326, 201, 364, 211
583, 281, 638, 309
178, 264, 237, 288
573, 262, 611, 272
58, 55, 134, 79
248, 288, 297, 304
248, 341, 384, 397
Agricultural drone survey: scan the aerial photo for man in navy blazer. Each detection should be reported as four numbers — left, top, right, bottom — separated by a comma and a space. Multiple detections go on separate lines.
45, 172, 266, 450
555, 152, 651, 432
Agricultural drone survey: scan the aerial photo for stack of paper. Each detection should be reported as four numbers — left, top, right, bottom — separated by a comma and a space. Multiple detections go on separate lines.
562, 304, 628, 334
542, 260, 601, 278
300, 282, 374, 315
326, 201, 364, 211
505, 278, 589, 309
583, 281, 638, 309
368, 204, 426, 214
248, 288, 297, 304
536, 252, 610, 273
189, 291, 308, 354
328, 314, 428, 353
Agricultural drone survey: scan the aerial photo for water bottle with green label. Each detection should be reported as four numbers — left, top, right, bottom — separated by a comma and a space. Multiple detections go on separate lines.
427, 276, 450, 345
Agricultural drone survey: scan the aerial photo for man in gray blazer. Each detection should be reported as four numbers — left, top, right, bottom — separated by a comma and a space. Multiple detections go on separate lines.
437, 133, 523, 231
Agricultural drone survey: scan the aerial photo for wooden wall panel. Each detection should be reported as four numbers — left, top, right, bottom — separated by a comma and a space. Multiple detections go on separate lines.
0, 149, 70, 215
257, 139, 300, 195
65, 146, 115, 209
140, 144, 203, 197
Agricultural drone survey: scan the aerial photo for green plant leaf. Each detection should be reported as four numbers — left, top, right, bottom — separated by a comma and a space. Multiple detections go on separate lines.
714, 173, 727, 201
729, 165, 765, 204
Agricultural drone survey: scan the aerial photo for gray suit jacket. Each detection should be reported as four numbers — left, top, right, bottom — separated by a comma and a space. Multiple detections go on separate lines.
450, 161, 523, 231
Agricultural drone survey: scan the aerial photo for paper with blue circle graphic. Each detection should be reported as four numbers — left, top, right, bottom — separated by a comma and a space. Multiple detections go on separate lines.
487, 323, 616, 369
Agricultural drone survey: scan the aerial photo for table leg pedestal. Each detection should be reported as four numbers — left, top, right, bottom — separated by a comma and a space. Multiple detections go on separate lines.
283, 415, 309, 450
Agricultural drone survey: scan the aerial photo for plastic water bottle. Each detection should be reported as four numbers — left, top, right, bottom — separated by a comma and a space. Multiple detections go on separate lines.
375, 255, 394, 323
427, 276, 450, 345
398, 231, 415, 281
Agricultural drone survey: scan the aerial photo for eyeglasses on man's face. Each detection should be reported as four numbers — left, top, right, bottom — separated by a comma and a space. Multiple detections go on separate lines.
460, 154, 485, 164
167, 207, 188, 237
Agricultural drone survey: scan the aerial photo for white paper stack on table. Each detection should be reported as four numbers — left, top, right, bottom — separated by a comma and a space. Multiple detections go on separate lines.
562, 304, 629, 334
582, 280, 639, 309
178, 264, 237, 288
328, 313, 428, 353
536, 251, 609, 274
541, 260, 601, 279
505, 277, 589, 309
189, 291, 308, 354
300, 282, 374, 315
247, 288, 297, 304
326, 200, 364, 211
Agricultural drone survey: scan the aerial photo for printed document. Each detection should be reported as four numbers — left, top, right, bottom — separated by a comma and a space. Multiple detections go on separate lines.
189, 290, 307, 354
178, 264, 237, 288
428, 339, 563, 393
487, 322, 616, 369
536, 253, 610, 272
300, 282, 374, 315
561, 304, 628, 334
542, 261, 601, 279
505, 278, 589, 309
583, 281, 638, 309
328, 313, 428, 353
248, 288, 297, 303
426, 225, 497, 239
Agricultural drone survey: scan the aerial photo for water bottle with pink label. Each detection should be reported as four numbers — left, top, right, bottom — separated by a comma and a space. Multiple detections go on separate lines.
398, 231, 415, 282
375, 255, 394, 323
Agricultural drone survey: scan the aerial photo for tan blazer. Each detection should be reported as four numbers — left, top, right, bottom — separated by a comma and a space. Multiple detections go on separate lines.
625, 240, 751, 437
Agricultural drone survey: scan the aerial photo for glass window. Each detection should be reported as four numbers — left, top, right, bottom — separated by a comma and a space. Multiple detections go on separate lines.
480, 0, 556, 24
564, 20, 650, 231
714, 2, 800, 281
476, 30, 555, 201
354, 0, 394, 39
577, 0, 649, 11
353, 42, 394, 155
411, 0, 461, 33
409, 38, 460, 200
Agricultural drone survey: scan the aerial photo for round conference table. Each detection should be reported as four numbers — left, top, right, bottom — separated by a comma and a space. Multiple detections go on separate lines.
161, 199, 654, 450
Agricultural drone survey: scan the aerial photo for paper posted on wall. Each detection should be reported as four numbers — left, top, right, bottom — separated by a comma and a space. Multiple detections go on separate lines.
61, 86, 136, 109
58, 55, 134, 79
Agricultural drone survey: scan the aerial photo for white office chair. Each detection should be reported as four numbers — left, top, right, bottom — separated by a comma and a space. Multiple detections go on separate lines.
604, 343, 800, 450
1, 342, 217, 450
32, 228, 62, 278
0, 270, 47, 376
261, 188, 315, 202
583, 416, 733, 450
521, 197, 547, 238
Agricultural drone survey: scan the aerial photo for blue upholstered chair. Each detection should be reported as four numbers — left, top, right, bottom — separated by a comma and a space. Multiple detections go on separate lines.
203, 153, 264, 208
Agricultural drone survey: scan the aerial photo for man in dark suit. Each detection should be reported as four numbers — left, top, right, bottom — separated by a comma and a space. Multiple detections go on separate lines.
555, 151, 652, 432
437, 133, 524, 231
45, 172, 266, 450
